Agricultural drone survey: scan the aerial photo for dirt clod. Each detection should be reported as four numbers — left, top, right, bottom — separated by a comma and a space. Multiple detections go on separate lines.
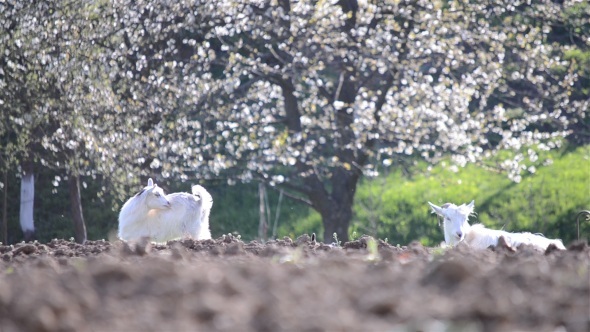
135, 237, 152, 256
14, 244, 37, 255
568, 240, 588, 252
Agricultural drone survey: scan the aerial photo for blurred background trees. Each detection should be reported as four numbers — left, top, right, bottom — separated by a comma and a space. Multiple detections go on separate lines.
0, 0, 588, 244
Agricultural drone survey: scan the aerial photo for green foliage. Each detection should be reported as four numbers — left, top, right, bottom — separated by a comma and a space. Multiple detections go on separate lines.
563, 48, 590, 95
1, 169, 120, 244
34, 173, 120, 243
1, 173, 24, 244
159, 181, 261, 240
476, 146, 590, 244
277, 210, 323, 242
208, 184, 261, 240
2, 173, 313, 244
564, 49, 590, 64
164, 181, 312, 242
350, 145, 590, 246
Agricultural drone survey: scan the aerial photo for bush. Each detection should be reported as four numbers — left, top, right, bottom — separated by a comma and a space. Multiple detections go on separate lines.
351, 145, 590, 246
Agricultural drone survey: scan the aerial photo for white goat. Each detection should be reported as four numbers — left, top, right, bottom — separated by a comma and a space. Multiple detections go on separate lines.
428, 200, 566, 251
118, 178, 213, 243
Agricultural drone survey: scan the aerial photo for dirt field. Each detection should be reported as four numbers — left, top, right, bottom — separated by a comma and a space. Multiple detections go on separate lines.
0, 235, 588, 332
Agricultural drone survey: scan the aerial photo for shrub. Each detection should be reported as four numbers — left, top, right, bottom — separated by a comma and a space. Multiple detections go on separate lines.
350, 145, 590, 246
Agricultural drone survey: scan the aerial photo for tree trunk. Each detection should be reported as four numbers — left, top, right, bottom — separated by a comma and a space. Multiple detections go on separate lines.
319, 167, 359, 244
278, 75, 360, 244
273, 3, 363, 243
19, 163, 35, 242
69, 174, 87, 244
322, 204, 353, 245
318, 0, 359, 244
258, 183, 268, 242
2, 171, 7, 244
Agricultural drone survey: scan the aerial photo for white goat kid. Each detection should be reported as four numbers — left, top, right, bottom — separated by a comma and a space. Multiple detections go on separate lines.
118, 178, 213, 243
428, 200, 566, 251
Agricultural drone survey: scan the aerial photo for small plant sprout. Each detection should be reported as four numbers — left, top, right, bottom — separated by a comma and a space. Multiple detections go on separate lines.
365, 237, 379, 262
332, 232, 341, 247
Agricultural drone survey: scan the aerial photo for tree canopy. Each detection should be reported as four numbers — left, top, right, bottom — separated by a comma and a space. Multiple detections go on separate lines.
1, 0, 588, 242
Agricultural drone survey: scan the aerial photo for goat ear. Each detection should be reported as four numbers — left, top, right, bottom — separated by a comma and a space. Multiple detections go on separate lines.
467, 200, 475, 209
147, 178, 154, 187
428, 202, 444, 215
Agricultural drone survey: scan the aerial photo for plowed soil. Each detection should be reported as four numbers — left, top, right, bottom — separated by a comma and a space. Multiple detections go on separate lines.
0, 235, 588, 332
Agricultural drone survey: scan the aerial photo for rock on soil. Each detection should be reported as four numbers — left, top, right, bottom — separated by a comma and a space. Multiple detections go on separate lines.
0, 235, 588, 332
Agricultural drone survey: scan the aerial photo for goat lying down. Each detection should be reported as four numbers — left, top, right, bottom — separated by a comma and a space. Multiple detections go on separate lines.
428, 200, 566, 251
118, 178, 213, 243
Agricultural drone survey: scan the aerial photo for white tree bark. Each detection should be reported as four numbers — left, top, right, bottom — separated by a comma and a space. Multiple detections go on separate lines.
19, 172, 35, 240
